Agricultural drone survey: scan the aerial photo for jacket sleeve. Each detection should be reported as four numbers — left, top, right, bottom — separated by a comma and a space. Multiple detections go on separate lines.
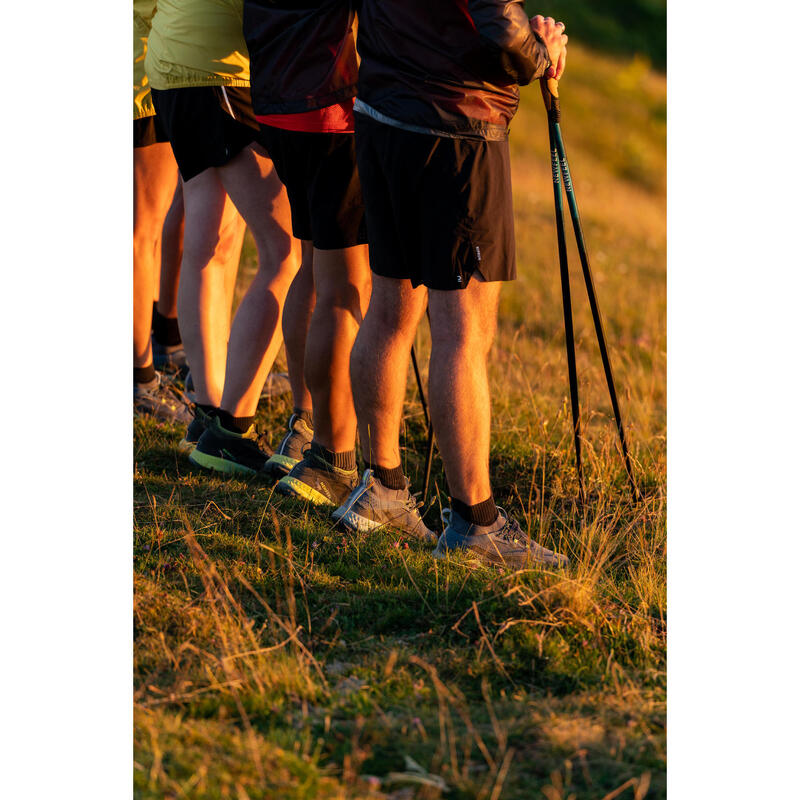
466, 0, 550, 86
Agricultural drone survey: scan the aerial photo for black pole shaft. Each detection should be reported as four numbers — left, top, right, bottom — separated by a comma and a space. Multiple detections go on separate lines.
548, 118, 585, 502
411, 341, 435, 503
552, 122, 638, 496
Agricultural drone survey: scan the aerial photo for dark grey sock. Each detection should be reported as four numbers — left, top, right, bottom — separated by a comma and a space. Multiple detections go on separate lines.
367, 462, 405, 490
134, 364, 156, 385
217, 410, 254, 434
452, 496, 498, 527
311, 441, 356, 471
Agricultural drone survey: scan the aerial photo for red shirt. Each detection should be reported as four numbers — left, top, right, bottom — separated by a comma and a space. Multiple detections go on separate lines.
257, 99, 355, 133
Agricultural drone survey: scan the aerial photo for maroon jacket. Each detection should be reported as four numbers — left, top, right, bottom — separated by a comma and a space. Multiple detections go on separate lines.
243, 0, 358, 115
355, 0, 551, 140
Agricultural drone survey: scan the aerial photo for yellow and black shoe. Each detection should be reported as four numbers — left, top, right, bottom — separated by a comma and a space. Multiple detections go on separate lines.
189, 417, 273, 477
275, 449, 358, 507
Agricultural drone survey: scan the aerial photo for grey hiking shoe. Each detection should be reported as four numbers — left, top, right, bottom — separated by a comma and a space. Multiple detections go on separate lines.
332, 470, 437, 544
265, 412, 313, 478
432, 507, 569, 569
134, 373, 193, 425
276, 450, 358, 507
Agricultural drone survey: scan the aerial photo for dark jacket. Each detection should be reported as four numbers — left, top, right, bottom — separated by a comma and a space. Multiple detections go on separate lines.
355, 0, 551, 140
243, 0, 358, 115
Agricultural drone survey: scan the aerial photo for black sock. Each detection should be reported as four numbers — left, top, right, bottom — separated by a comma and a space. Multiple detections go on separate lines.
152, 301, 158, 331
367, 462, 405, 490
452, 495, 498, 527
293, 407, 313, 427
153, 309, 182, 347
134, 364, 156, 385
216, 410, 254, 434
310, 441, 356, 471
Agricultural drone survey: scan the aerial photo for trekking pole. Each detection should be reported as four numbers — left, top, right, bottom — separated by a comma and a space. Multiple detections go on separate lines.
540, 76, 638, 498
540, 76, 585, 503
410, 341, 435, 503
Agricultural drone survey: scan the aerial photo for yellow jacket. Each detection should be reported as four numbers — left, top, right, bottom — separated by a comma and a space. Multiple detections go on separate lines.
134, 0, 157, 119
144, 0, 250, 91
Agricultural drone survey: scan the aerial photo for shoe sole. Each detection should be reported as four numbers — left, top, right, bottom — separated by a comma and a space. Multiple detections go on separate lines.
276, 476, 335, 507
333, 507, 383, 533
432, 540, 567, 568
189, 448, 257, 477
265, 454, 299, 478
334, 507, 438, 544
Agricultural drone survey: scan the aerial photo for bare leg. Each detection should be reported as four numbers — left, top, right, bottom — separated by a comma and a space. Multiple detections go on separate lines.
427, 278, 501, 504
283, 240, 315, 412
156, 178, 184, 320
133, 142, 177, 369
217, 144, 301, 418
350, 275, 428, 468
178, 169, 245, 407
304, 245, 371, 452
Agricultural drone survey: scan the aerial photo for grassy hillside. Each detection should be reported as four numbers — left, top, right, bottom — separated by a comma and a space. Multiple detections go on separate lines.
134, 42, 666, 800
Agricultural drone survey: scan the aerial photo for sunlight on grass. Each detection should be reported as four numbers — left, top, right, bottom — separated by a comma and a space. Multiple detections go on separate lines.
134, 40, 665, 800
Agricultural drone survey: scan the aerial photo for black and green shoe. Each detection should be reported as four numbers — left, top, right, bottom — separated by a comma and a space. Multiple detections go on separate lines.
275, 451, 358, 507
178, 405, 214, 455
189, 417, 273, 477
265, 412, 313, 479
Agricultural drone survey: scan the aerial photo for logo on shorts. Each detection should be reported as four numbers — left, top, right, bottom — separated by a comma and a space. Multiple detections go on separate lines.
475, 245, 482, 262
456, 275, 463, 284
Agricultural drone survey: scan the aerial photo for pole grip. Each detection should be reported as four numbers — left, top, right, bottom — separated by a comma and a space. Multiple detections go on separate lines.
539, 76, 561, 123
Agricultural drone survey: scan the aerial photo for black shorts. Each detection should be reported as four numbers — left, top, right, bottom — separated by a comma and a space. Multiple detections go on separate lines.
354, 112, 516, 290
133, 115, 168, 149
150, 85, 259, 181
257, 125, 367, 250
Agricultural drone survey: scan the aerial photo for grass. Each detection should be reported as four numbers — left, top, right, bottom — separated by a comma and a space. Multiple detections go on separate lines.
134, 41, 665, 800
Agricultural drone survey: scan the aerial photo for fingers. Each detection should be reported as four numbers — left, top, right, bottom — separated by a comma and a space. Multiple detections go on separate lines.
556, 36, 568, 80
530, 14, 568, 80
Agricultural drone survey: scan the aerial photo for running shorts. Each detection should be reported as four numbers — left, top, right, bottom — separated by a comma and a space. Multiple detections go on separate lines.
354, 111, 516, 290
150, 85, 259, 181
257, 125, 367, 250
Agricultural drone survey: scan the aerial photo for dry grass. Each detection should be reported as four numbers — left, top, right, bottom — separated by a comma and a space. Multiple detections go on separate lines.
134, 42, 665, 799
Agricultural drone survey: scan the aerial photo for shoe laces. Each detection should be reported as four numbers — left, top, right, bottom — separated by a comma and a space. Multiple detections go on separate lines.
495, 508, 526, 545
149, 373, 189, 411
404, 489, 424, 513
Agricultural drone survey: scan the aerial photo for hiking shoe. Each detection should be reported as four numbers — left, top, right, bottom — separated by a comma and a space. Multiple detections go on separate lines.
178, 405, 214, 455
261, 371, 291, 399
276, 451, 358, 507
332, 470, 437, 544
265, 412, 313, 478
189, 416, 274, 477
432, 507, 569, 569
134, 373, 192, 425
152, 339, 188, 375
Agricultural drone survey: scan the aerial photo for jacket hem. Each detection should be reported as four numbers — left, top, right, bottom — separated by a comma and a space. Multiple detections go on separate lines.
252, 85, 357, 116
